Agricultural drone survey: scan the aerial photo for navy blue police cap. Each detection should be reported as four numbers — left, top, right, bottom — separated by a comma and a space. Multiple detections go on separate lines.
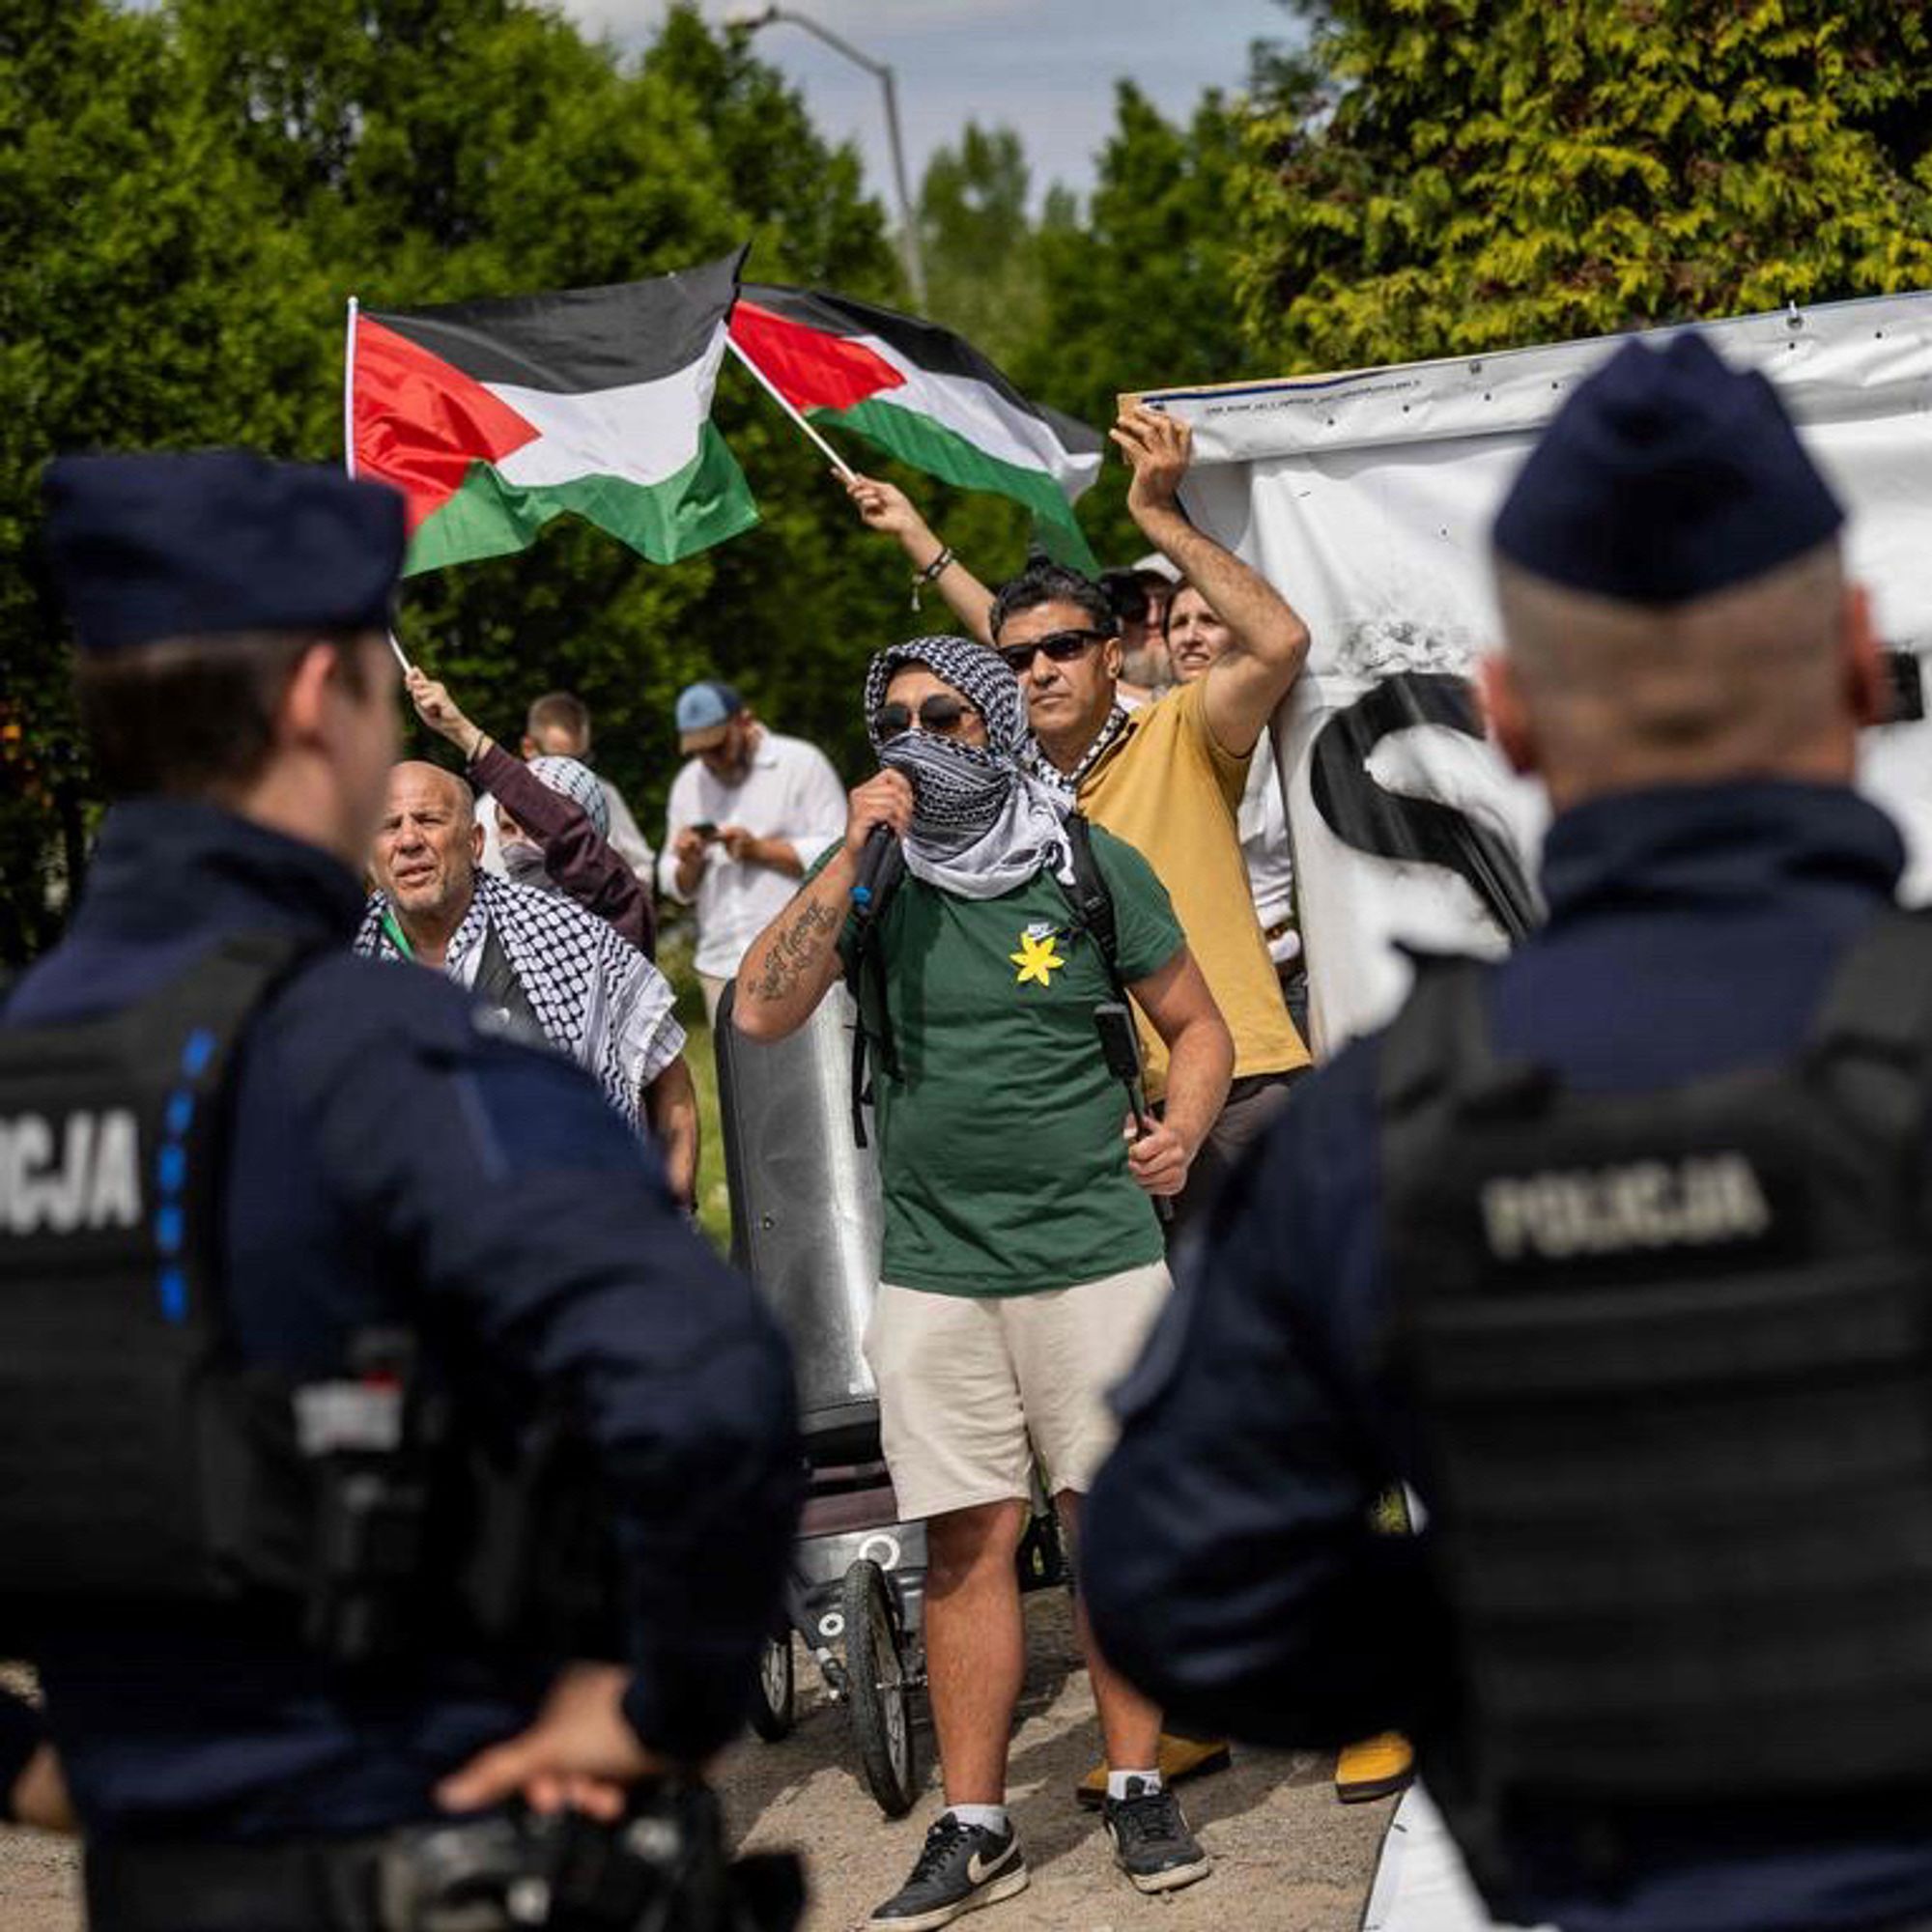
43, 450, 407, 654
1492, 331, 1843, 606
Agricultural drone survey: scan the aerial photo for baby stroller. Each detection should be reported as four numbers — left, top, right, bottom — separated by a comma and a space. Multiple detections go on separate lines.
715, 983, 1065, 1817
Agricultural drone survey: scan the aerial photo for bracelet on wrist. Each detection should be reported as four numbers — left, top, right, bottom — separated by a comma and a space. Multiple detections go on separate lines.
910, 544, 955, 612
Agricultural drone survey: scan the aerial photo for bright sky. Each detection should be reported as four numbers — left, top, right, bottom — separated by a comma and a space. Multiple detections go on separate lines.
563, 1, 1296, 213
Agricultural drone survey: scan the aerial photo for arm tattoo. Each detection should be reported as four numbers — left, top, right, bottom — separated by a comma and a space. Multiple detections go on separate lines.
747, 894, 844, 1006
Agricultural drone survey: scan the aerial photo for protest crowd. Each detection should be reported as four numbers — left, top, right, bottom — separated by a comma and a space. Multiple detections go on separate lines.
5, 199, 1932, 1932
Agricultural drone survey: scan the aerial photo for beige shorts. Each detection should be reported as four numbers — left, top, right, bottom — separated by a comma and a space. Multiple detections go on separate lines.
863, 1261, 1172, 1521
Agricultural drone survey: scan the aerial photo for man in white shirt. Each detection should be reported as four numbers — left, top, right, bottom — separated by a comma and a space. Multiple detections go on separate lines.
659, 680, 848, 1022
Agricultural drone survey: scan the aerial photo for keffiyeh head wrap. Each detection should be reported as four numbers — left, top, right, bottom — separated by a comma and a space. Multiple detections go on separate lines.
355, 871, 682, 1129
864, 635, 1069, 898
526, 755, 610, 839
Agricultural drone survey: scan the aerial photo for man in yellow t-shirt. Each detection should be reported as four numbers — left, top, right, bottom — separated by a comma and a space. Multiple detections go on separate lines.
993, 405, 1311, 1231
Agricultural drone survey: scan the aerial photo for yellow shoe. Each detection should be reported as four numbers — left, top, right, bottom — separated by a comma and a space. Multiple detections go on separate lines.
1334, 1731, 1413, 1803
1075, 1732, 1233, 1808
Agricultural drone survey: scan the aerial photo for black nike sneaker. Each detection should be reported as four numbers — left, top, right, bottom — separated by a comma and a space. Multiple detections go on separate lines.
1102, 1776, 1212, 1893
867, 1813, 1030, 1929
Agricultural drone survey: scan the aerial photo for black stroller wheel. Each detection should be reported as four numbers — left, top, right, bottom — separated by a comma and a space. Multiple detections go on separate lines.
750, 1629, 795, 1743
842, 1557, 920, 1816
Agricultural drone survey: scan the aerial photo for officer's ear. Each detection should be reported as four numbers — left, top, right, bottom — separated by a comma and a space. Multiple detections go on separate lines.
1842, 582, 1889, 730
1478, 654, 1541, 778
277, 639, 341, 749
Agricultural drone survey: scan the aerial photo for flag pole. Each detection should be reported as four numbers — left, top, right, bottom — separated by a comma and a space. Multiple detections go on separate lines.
343, 296, 360, 478
345, 294, 413, 676
725, 334, 855, 479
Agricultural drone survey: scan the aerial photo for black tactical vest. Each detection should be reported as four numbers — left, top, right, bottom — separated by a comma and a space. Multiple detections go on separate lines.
1381, 909, 1932, 1818
0, 932, 623, 1664
0, 933, 322, 1644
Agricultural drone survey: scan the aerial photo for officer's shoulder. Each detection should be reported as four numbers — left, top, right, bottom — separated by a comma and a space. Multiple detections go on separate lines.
273, 949, 477, 1046
1245, 1027, 1388, 1205
266, 952, 639, 1151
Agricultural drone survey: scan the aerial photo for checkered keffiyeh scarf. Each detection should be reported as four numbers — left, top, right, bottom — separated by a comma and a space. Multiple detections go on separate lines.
526, 755, 610, 839
356, 871, 682, 1127
1025, 700, 1131, 805
864, 635, 1068, 899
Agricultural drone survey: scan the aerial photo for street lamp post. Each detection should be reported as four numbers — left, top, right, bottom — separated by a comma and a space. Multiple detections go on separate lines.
730, 5, 927, 310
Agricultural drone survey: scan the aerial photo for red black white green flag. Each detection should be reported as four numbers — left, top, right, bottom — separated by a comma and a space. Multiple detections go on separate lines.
729, 283, 1103, 568
348, 252, 757, 575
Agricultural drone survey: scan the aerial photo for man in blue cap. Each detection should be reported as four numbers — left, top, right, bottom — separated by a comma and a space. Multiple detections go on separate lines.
1, 450, 800, 1929
1081, 331, 1932, 1932
660, 678, 846, 1023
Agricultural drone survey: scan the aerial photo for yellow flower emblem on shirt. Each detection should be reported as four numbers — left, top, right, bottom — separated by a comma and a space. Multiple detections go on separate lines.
1010, 926, 1066, 987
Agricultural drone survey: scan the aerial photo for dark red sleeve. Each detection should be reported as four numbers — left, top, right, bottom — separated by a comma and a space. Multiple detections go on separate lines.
471, 742, 657, 957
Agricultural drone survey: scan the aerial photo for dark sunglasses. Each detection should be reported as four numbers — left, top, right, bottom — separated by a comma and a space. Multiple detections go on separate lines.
995, 628, 1113, 674
875, 694, 980, 739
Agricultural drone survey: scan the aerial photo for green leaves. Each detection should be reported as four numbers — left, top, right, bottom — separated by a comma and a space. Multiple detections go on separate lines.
1234, 0, 1932, 374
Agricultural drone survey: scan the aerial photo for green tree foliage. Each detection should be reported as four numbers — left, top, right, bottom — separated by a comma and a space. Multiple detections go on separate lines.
2, 0, 914, 963
1236, 0, 1932, 373
905, 85, 1254, 577
1, 0, 334, 958
918, 124, 1045, 373
1023, 84, 1251, 422
1017, 83, 1252, 563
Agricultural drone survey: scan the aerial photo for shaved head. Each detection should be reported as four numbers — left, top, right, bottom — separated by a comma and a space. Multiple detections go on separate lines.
1484, 540, 1888, 810
387, 759, 473, 826
371, 761, 482, 954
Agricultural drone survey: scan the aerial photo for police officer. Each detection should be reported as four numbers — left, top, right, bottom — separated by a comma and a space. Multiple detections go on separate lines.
1081, 332, 1932, 1932
2, 452, 800, 1928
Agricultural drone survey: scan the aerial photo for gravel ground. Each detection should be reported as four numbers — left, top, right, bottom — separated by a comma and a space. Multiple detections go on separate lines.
730, 1593, 1389, 1932
0, 1598, 1390, 1930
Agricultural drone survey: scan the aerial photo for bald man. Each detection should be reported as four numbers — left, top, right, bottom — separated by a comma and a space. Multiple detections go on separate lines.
1085, 332, 1932, 1932
361, 762, 698, 1201
371, 762, 479, 964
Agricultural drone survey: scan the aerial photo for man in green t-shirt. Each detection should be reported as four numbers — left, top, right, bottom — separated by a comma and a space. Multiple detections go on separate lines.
738, 636, 1232, 1928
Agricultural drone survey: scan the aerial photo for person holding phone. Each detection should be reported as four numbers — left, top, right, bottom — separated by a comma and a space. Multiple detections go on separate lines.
660, 680, 848, 1023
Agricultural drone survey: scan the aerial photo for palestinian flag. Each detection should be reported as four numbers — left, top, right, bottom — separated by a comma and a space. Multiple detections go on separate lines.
348, 251, 757, 574
730, 283, 1102, 567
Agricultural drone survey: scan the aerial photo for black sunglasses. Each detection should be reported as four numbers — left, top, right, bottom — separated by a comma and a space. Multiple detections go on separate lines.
995, 628, 1113, 674
875, 694, 980, 739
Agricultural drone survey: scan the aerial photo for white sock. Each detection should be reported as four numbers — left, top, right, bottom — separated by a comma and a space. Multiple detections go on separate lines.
1107, 1769, 1162, 1800
947, 1803, 1009, 1835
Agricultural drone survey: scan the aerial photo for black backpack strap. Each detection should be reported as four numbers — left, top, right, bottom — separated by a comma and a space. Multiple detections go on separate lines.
1058, 814, 1125, 999
1803, 905, 1932, 1151
841, 842, 906, 1149
1805, 906, 1932, 1061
